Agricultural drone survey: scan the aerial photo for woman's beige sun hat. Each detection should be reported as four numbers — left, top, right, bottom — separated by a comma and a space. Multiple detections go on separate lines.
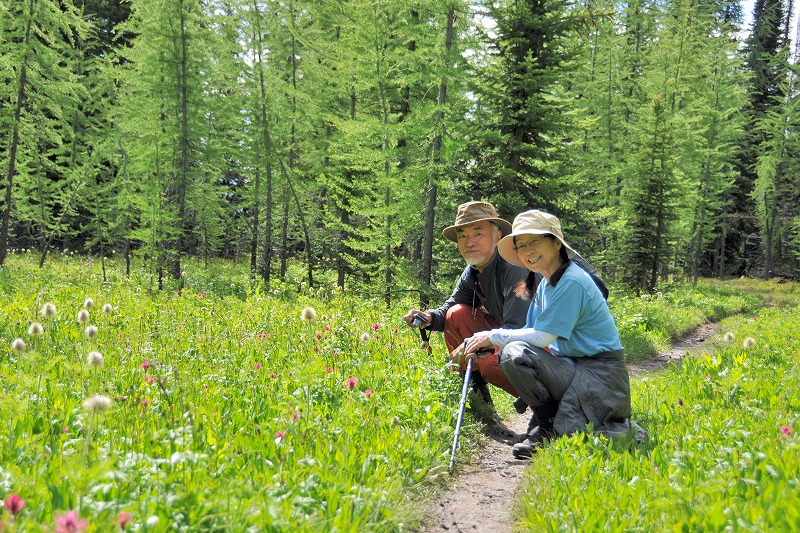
442, 201, 513, 242
498, 210, 576, 267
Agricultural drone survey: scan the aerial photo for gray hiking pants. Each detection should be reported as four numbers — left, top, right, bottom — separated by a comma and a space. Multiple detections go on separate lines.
498, 341, 575, 409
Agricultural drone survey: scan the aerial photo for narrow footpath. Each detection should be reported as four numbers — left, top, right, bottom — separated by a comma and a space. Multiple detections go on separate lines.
419, 322, 719, 533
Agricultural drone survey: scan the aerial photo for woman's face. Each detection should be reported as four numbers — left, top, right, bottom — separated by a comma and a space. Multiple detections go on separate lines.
514, 234, 563, 279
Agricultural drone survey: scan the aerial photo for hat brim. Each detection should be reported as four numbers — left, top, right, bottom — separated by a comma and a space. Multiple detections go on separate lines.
442, 218, 513, 242
498, 231, 576, 268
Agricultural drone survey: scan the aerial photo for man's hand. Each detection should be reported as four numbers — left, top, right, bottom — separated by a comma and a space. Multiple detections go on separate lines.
403, 310, 431, 328
448, 343, 466, 370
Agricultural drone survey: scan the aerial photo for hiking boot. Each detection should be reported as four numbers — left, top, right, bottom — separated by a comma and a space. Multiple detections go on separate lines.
512, 425, 557, 459
475, 383, 493, 404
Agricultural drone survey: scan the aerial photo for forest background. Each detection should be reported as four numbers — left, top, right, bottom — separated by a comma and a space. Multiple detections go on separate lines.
1, 0, 799, 303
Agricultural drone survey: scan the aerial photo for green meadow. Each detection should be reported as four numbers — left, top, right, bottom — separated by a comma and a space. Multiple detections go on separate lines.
1, 253, 798, 531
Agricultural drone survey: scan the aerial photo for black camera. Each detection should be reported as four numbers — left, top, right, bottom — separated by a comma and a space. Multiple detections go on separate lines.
411, 312, 428, 327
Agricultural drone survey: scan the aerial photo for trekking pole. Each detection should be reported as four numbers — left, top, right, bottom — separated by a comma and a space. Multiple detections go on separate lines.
449, 355, 472, 472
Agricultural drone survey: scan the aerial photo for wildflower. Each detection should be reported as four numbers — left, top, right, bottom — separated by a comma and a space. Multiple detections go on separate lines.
393, 327, 398, 333
117, 511, 132, 530
3, 494, 26, 516
723, 332, 734, 342
364, 389, 373, 398
197, 292, 206, 298
27, 322, 44, 336
326, 367, 333, 374
257, 333, 267, 339
372, 322, 380, 330
255, 363, 262, 370
315, 333, 322, 340
41, 302, 57, 318
275, 431, 285, 438
11, 338, 26, 353
145, 375, 156, 384
141, 360, 151, 370
269, 372, 275, 378
55, 510, 88, 533
323, 325, 330, 331
345, 377, 357, 389
677, 397, 684, 406
743, 337, 756, 348
76, 309, 90, 324
291, 412, 301, 421
781, 425, 792, 436
300, 307, 317, 322
83, 297, 94, 310
83, 394, 112, 413
102, 304, 113, 314
87, 351, 104, 367
141, 398, 150, 408
84, 325, 98, 339
360, 332, 371, 343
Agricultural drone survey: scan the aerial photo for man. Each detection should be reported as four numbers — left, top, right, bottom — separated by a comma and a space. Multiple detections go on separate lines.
404, 201, 530, 405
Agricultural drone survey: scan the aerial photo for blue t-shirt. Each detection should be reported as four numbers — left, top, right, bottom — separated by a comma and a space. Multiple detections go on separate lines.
527, 262, 622, 357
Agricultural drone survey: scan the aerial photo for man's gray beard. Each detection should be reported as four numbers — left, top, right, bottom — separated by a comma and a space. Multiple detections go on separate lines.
464, 255, 488, 267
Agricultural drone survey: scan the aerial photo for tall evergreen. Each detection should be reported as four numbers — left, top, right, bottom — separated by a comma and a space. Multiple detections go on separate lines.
730, 0, 790, 276
0, 0, 92, 265
465, 0, 582, 214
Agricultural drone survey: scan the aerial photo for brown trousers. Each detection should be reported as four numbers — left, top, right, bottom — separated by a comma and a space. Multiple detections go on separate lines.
443, 304, 519, 397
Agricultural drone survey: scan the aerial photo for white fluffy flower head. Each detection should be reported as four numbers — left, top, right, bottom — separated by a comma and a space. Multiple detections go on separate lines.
77, 309, 90, 324
83, 394, 112, 413
87, 351, 104, 367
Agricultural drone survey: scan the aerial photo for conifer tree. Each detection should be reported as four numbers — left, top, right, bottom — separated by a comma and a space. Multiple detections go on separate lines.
0, 0, 92, 265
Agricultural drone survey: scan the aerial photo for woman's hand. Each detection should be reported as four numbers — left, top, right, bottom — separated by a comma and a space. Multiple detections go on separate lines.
464, 332, 494, 357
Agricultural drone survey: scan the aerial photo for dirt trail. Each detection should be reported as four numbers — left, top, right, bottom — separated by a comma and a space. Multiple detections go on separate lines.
418, 322, 719, 533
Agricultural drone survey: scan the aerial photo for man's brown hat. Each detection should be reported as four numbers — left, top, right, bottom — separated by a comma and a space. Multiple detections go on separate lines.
442, 201, 513, 242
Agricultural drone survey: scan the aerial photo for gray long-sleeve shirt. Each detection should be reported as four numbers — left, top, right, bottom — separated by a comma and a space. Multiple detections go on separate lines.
426, 251, 531, 332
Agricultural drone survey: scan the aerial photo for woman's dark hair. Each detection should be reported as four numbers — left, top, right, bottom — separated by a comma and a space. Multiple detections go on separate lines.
513, 234, 568, 300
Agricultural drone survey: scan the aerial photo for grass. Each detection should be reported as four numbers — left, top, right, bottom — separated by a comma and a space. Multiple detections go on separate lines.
0, 252, 797, 531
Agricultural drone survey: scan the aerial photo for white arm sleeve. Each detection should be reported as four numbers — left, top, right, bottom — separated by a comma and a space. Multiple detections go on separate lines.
487, 328, 558, 349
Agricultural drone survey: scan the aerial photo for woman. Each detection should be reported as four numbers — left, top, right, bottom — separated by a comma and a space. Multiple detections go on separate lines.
463, 210, 643, 458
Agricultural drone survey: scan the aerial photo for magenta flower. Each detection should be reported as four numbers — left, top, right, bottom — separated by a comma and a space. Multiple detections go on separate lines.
275, 431, 285, 438
345, 377, 357, 389
324, 325, 331, 331
315, 333, 322, 340
141, 360, 151, 370
141, 398, 150, 408
197, 292, 206, 298
255, 363, 262, 370
55, 510, 88, 533
269, 372, 275, 378
257, 333, 267, 339
326, 367, 333, 374
780, 425, 792, 436
364, 389, 373, 398
145, 375, 156, 384
3, 494, 26, 516
117, 511, 132, 530
372, 322, 380, 330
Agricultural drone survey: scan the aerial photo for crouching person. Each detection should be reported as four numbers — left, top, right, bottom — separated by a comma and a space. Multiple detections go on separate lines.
463, 210, 644, 458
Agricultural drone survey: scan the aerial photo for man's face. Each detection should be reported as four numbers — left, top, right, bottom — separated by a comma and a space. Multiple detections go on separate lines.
456, 221, 500, 270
